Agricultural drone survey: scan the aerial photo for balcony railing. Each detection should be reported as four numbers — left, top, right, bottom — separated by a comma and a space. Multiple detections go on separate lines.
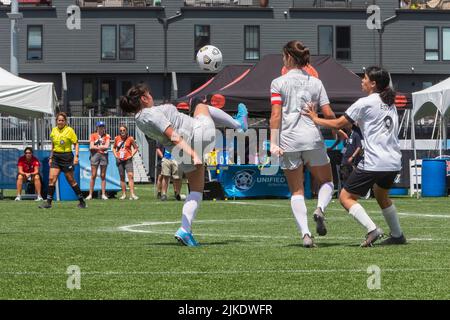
291, 0, 375, 9
75, 0, 161, 7
183, 0, 261, 7
0, 0, 52, 6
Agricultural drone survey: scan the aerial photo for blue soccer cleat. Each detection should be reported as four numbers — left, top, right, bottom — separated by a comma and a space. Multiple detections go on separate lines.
174, 228, 199, 247
234, 103, 248, 132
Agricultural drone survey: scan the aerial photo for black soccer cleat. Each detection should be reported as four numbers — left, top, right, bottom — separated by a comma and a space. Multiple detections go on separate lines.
313, 208, 327, 236
380, 233, 407, 245
77, 201, 87, 209
361, 227, 384, 247
39, 202, 52, 209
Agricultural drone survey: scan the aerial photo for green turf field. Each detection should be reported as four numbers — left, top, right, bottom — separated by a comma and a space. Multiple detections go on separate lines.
0, 185, 449, 300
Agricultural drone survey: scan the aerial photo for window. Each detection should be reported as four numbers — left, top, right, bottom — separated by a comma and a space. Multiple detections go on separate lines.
102, 25, 117, 60
27, 26, 42, 60
443, 28, 450, 61
244, 26, 260, 60
336, 26, 351, 60
318, 26, 333, 56
194, 25, 210, 57
119, 25, 135, 60
425, 27, 439, 61
82, 79, 98, 108
100, 79, 116, 109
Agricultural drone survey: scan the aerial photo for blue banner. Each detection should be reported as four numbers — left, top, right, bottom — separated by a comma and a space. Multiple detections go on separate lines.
0, 149, 21, 189
216, 165, 291, 198
79, 145, 121, 192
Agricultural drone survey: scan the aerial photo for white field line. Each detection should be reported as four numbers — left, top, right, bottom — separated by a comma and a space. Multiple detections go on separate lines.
224, 201, 450, 217
117, 221, 449, 242
2, 267, 450, 277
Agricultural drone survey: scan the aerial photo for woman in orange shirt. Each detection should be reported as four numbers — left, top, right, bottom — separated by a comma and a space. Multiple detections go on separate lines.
113, 125, 139, 200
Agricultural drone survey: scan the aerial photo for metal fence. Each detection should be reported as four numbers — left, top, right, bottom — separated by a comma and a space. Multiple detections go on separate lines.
0, 116, 135, 144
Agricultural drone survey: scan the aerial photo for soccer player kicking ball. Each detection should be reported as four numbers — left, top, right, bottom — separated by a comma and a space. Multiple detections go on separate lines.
303, 66, 406, 247
120, 84, 248, 247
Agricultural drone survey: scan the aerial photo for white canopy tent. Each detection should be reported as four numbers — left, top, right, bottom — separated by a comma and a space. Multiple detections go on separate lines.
411, 77, 450, 197
0, 67, 57, 118
0, 67, 57, 150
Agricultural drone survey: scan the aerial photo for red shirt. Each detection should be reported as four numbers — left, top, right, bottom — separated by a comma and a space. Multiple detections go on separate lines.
17, 155, 40, 174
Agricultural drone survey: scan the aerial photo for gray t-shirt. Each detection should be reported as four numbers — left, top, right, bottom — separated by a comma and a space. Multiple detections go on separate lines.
345, 93, 401, 172
135, 104, 195, 152
271, 69, 330, 152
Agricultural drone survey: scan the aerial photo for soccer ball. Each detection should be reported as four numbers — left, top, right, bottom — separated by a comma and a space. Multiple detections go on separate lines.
233, 170, 255, 191
196, 45, 223, 72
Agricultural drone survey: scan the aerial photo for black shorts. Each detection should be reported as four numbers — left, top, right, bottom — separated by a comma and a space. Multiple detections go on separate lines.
344, 167, 399, 197
339, 164, 354, 184
51, 152, 74, 173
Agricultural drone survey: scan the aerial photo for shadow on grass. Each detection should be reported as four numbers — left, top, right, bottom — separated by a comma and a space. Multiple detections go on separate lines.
284, 242, 345, 248
146, 239, 245, 247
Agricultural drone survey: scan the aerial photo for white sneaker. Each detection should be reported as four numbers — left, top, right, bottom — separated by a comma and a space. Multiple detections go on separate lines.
130, 194, 139, 200
14, 195, 21, 201
35, 195, 44, 201
85, 194, 93, 200
119, 194, 127, 200
101, 194, 108, 200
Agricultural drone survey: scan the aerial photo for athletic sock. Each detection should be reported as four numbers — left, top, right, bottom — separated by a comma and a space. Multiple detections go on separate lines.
71, 184, 84, 202
290, 195, 311, 237
181, 191, 202, 233
46, 185, 55, 204
382, 204, 402, 238
207, 106, 240, 129
348, 203, 377, 233
317, 182, 334, 213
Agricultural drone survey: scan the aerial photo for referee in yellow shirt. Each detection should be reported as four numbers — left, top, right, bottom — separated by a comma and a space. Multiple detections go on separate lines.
39, 112, 86, 209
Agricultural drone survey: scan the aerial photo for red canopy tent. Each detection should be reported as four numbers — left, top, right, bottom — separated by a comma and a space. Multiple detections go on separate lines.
205, 54, 411, 116
175, 64, 251, 111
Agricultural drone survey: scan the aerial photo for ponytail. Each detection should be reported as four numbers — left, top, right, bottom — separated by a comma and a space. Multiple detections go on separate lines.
119, 83, 151, 114
380, 86, 396, 106
283, 40, 310, 68
365, 66, 396, 106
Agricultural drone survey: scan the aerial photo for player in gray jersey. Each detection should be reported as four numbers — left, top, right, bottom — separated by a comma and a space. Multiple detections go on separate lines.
120, 84, 248, 247
304, 66, 406, 247
270, 40, 347, 248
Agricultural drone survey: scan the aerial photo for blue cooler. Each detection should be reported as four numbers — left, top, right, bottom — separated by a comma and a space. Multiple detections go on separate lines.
58, 165, 81, 201
422, 159, 447, 197
389, 188, 408, 196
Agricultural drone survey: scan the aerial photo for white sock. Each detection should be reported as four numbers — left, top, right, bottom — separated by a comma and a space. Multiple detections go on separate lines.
208, 106, 240, 129
317, 182, 334, 212
382, 204, 402, 238
290, 195, 311, 237
181, 191, 202, 233
348, 203, 377, 233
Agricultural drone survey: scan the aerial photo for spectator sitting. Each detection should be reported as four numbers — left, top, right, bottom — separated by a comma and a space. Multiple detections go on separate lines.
16, 147, 43, 201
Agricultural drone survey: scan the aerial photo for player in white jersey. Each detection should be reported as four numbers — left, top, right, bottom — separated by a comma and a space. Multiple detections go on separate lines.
270, 40, 347, 248
304, 66, 406, 247
120, 84, 248, 247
